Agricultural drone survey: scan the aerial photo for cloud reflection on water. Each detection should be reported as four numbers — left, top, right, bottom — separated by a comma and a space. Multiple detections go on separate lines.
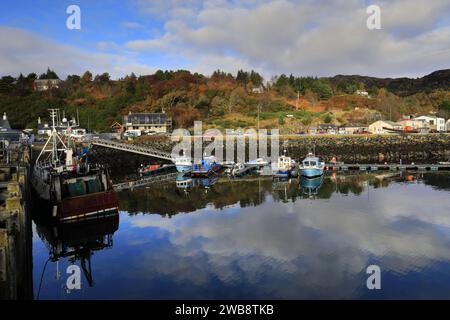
118, 176, 450, 299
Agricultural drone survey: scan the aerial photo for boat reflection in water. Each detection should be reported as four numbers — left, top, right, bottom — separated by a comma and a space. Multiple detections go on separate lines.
272, 177, 296, 203
33, 172, 450, 299
175, 172, 193, 189
300, 175, 324, 199
176, 173, 219, 192
192, 175, 219, 188
34, 211, 119, 294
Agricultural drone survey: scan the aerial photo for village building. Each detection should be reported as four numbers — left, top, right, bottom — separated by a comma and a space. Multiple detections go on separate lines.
123, 112, 172, 135
368, 120, 403, 134
446, 119, 450, 132
338, 123, 368, 135
0, 113, 23, 142
110, 121, 124, 133
317, 123, 338, 134
414, 115, 446, 132
397, 118, 424, 131
306, 126, 318, 134
356, 90, 369, 97
251, 85, 264, 94
34, 79, 62, 91
36, 117, 52, 136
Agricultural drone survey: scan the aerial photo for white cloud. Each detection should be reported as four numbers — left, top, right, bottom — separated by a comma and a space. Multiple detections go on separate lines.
0, 27, 156, 78
122, 179, 450, 298
126, 0, 450, 77
2, 1, 449, 79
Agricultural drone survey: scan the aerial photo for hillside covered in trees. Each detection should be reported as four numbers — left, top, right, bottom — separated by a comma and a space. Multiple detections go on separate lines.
0, 68, 449, 133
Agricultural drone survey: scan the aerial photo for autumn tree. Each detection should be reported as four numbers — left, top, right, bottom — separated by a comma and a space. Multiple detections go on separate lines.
171, 107, 201, 128
94, 72, 111, 83
82, 70, 93, 82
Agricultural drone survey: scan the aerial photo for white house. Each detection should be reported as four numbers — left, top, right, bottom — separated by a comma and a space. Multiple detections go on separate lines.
37, 117, 52, 136
0, 113, 23, 142
34, 79, 62, 91
123, 112, 172, 135
446, 119, 450, 132
251, 85, 264, 94
414, 116, 446, 132
356, 90, 369, 97
397, 118, 423, 131
368, 120, 402, 134
338, 123, 368, 134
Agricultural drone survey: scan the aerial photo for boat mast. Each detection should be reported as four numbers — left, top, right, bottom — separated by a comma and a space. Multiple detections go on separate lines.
35, 108, 69, 166
51, 109, 58, 165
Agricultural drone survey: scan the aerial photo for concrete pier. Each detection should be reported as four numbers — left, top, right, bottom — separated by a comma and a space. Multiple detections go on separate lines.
325, 163, 450, 172
0, 145, 33, 300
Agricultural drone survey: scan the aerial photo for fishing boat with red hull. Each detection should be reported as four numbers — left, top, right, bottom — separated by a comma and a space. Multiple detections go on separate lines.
32, 109, 119, 222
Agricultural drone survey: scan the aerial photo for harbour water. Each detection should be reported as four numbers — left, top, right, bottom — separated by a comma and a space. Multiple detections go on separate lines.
32, 172, 450, 299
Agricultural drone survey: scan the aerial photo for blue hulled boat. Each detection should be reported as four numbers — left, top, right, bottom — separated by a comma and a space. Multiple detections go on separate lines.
300, 175, 324, 198
192, 156, 222, 177
174, 155, 192, 173
299, 152, 325, 178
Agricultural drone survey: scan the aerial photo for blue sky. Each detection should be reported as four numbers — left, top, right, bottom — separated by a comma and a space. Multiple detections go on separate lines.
0, 0, 449, 79
0, 0, 180, 71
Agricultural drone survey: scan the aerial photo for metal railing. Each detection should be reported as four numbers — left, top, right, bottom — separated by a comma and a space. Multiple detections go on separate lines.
113, 172, 178, 191
91, 139, 173, 161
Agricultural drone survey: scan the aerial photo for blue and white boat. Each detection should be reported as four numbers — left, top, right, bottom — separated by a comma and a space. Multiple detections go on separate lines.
175, 172, 192, 189
192, 156, 222, 177
174, 155, 192, 173
272, 155, 294, 178
300, 152, 325, 178
300, 175, 324, 198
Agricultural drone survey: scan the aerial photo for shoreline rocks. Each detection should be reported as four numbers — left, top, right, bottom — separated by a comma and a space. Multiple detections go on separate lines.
91, 134, 450, 176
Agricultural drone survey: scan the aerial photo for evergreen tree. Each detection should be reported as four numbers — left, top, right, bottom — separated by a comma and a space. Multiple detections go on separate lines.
249, 70, 263, 87
236, 70, 248, 84
39, 67, 59, 79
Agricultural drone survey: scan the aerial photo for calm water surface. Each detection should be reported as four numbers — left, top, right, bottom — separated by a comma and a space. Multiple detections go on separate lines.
32, 172, 450, 299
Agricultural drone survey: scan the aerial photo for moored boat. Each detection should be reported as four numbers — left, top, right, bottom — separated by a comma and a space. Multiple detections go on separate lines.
272, 155, 293, 178
231, 163, 251, 176
299, 152, 325, 178
31, 109, 119, 222
139, 163, 175, 176
140, 164, 160, 175
174, 155, 192, 173
221, 160, 236, 168
192, 156, 221, 177
245, 158, 269, 168
382, 127, 420, 134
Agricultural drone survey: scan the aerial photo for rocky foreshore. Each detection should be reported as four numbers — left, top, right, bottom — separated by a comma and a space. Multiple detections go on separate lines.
91, 134, 450, 176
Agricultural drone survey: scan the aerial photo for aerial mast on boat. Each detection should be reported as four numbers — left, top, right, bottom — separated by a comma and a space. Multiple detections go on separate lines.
35, 108, 70, 166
